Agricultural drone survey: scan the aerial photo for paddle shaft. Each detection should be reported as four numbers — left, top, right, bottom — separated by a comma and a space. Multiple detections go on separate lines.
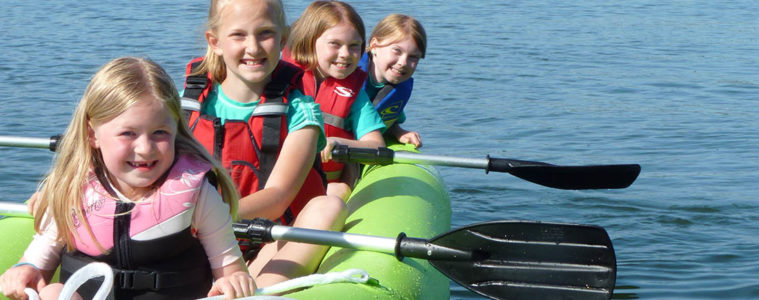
0, 135, 59, 151
0, 204, 469, 262
0, 202, 30, 218
234, 218, 473, 261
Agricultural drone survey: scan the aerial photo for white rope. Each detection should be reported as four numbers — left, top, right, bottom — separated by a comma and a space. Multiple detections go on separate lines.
0, 287, 40, 300
0, 262, 113, 300
57, 262, 114, 300
199, 268, 371, 300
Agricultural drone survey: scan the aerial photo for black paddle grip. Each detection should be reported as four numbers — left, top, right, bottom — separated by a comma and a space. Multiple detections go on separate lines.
50, 135, 62, 152
233, 218, 275, 244
395, 233, 474, 262
331, 145, 394, 165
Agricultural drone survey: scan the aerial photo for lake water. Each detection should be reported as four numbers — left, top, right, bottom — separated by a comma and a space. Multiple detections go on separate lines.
1, 1, 758, 299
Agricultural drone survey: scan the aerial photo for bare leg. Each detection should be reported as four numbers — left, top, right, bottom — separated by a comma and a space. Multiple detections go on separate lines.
248, 195, 347, 287
326, 162, 360, 201
326, 182, 352, 202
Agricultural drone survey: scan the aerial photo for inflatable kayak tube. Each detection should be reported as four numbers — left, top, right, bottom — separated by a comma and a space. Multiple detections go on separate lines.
285, 142, 452, 299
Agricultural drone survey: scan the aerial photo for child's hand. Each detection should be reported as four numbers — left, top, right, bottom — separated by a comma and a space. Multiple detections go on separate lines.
0, 264, 46, 300
321, 137, 340, 162
207, 271, 256, 299
26, 192, 40, 216
397, 130, 422, 148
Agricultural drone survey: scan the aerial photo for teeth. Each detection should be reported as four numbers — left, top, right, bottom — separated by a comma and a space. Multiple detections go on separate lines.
243, 59, 263, 65
129, 161, 155, 168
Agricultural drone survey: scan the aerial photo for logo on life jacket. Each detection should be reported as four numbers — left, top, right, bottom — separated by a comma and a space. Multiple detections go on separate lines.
380, 104, 400, 118
334, 86, 356, 97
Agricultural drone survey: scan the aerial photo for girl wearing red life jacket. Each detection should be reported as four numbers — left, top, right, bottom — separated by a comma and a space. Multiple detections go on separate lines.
189, 0, 346, 288
286, 1, 386, 201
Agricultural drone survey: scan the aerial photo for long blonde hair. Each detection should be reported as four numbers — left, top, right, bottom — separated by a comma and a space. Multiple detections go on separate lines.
368, 14, 427, 59
34, 57, 240, 251
191, 0, 288, 83
287, 0, 366, 71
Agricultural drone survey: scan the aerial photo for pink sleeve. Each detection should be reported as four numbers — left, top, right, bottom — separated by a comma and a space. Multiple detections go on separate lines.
22, 213, 65, 271
192, 180, 243, 269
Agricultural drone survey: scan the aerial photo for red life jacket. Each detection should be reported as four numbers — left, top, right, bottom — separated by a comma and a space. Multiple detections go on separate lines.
182, 57, 327, 224
285, 56, 367, 182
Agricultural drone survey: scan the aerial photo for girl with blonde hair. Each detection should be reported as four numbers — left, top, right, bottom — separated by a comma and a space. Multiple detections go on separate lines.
0, 56, 255, 300
182, 0, 347, 287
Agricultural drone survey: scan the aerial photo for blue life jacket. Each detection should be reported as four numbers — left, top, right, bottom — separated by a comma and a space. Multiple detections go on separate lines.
358, 53, 413, 130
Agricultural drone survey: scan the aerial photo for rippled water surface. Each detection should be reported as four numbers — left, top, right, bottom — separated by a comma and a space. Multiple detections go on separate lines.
2, 1, 758, 299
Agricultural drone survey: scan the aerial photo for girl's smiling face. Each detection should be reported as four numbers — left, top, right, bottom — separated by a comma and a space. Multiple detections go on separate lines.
90, 97, 176, 199
208, 0, 283, 97
314, 21, 363, 81
369, 36, 422, 85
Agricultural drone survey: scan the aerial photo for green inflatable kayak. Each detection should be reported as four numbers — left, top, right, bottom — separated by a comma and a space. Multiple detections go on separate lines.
0, 143, 452, 299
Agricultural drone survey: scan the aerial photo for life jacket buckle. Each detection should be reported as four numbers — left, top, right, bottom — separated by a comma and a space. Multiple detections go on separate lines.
185, 76, 208, 90
118, 269, 159, 291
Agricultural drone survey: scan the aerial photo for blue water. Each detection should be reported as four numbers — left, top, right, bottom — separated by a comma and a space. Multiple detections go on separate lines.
1, 1, 758, 299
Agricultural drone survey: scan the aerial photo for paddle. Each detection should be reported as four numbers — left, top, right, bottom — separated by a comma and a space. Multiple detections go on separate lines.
234, 218, 617, 300
332, 145, 640, 190
0, 135, 640, 190
2, 202, 616, 300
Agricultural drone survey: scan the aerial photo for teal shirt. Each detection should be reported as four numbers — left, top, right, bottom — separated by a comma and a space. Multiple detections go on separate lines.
349, 88, 386, 138
183, 84, 327, 151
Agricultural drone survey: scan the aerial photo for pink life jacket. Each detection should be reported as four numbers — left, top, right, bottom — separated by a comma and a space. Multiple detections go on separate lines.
72, 154, 211, 256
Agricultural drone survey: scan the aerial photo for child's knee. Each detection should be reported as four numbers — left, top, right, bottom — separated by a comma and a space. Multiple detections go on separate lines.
317, 194, 347, 216
326, 182, 352, 201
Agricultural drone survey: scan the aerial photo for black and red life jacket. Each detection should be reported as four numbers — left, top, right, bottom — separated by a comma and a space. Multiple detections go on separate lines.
182, 57, 327, 223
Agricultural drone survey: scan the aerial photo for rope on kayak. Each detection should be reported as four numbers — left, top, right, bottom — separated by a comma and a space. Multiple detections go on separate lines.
0, 262, 113, 300
0, 287, 40, 300
202, 268, 373, 300
1, 264, 371, 299
255, 268, 371, 295
58, 262, 114, 299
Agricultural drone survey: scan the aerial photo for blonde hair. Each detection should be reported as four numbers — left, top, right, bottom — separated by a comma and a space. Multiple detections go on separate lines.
368, 14, 427, 59
34, 57, 240, 251
191, 0, 288, 83
287, 1, 366, 71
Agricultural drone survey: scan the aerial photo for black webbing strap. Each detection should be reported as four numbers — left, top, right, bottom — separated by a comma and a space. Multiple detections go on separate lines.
372, 85, 395, 106
183, 60, 208, 104
114, 201, 136, 270
257, 64, 301, 190
62, 251, 209, 291
183, 60, 208, 130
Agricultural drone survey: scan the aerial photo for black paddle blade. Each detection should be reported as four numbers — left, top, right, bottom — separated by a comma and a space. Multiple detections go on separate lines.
489, 158, 641, 189
429, 221, 616, 300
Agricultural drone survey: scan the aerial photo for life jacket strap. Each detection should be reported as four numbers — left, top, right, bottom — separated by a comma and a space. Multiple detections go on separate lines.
251, 102, 289, 117
372, 85, 395, 106
180, 97, 201, 112
322, 112, 346, 130
325, 170, 342, 182
61, 252, 211, 291
257, 62, 301, 189
183, 74, 208, 102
